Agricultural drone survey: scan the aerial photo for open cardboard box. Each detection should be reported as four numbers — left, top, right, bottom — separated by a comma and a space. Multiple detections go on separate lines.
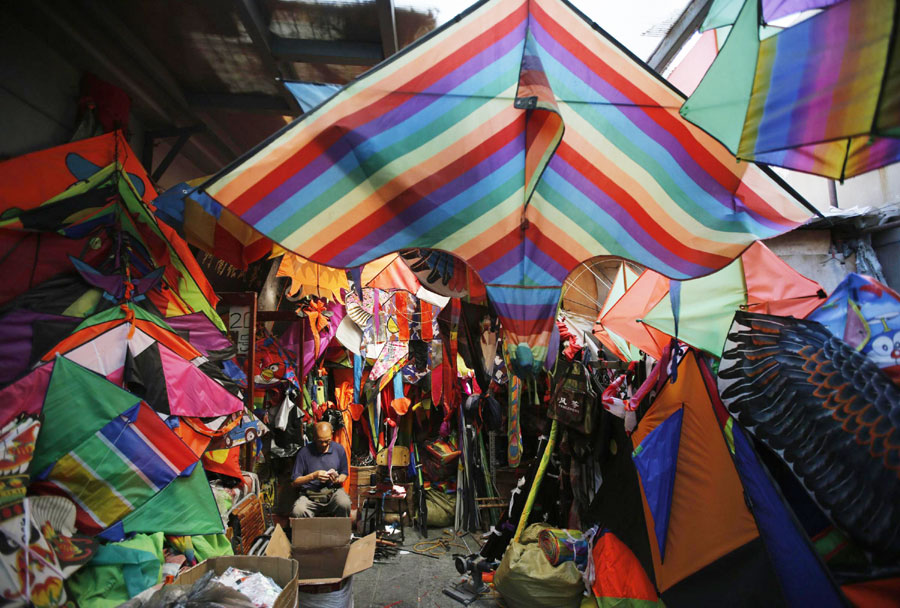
266, 517, 375, 590
175, 555, 298, 608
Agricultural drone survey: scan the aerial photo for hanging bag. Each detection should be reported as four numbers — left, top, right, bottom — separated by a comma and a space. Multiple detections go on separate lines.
548, 359, 597, 435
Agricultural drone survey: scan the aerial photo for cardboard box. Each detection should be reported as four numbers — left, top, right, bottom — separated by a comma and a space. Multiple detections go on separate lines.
266, 517, 375, 590
175, 555, 298, 608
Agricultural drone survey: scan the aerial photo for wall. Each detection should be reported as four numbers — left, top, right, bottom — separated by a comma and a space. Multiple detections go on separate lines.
778, 166, 900, 214
764, 230, 855, 294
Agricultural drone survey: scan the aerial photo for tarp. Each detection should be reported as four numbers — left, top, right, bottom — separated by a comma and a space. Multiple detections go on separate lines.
683, 0, 900, 180
202, 0, 812, 372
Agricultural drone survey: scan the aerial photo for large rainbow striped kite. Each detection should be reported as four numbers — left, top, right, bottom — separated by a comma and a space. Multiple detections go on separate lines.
204, 0, 813, 371
683, 0, 900, 180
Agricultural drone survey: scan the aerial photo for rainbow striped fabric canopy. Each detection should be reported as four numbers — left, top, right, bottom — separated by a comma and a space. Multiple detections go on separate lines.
203, 0, 813, 371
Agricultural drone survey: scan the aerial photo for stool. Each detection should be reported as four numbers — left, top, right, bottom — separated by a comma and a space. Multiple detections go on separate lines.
361, 489, 409, 544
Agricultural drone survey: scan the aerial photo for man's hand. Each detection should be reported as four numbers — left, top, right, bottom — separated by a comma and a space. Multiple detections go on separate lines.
292, 470, 331, 487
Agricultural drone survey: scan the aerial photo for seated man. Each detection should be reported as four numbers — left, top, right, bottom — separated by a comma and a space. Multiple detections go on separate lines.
290, 421, 351, 518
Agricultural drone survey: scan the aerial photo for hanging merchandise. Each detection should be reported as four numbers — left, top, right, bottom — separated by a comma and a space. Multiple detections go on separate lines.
279, 299, 346, 378
505, 344, 523, 467
548, 359, 597, 435
276, 252, 349, 304
267, 388, 305, 459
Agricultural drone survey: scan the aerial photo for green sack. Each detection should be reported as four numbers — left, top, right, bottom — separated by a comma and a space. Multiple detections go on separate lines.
494, 538, 584, 608
425, 488, 456, 528
68, 532, 165, 608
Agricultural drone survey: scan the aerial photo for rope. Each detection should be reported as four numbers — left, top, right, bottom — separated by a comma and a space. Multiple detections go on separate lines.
412, 529, 469, 556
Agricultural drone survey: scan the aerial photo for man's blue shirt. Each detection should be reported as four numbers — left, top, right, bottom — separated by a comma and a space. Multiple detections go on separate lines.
291, 442, 348, 491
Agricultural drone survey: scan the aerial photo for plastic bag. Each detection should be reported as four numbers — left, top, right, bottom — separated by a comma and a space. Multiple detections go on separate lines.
216, 567, 282, 608
120, 572, 256, 608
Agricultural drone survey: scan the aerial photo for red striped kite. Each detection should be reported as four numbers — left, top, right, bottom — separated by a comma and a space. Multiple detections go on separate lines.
203, 0, 815, 373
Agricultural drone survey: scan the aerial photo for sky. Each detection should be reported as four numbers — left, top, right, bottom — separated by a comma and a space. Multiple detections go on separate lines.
396, 0, 691, 60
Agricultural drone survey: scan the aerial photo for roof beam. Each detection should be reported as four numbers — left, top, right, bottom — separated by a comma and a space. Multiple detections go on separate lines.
77, 0, 245, 160
647, 0, 714, 74
377, 0, 399, 58
270, 37, 383, 66
186, 92, 292, 114
234, 0, 304, 115
30, 0, 243, 169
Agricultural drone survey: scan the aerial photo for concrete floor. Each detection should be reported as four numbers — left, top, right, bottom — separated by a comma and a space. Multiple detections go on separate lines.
351, 528, 501, 608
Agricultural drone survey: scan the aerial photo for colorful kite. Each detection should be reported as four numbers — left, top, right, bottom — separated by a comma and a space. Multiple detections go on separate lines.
27, 357, 199, 536
592, 261, 642, 361
599, 269, 671, 360
634, 349, 846, 605
683, 0, 900, 180
0, 137, 224, 331
807, 273, 900, 384
40, 304, 242, 418
632, 407, 683, 561
152, 181, 273, 270
718, 311, 900, 559
700, 0, 843, 31
202, 0, 813, 373
642, 241, 825, 357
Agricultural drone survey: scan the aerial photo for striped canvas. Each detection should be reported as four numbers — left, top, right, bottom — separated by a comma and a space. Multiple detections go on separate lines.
204, 0, 812, 368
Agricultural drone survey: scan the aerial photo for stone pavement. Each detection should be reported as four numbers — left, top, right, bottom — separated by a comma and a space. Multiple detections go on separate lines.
351, 528, 501, 608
